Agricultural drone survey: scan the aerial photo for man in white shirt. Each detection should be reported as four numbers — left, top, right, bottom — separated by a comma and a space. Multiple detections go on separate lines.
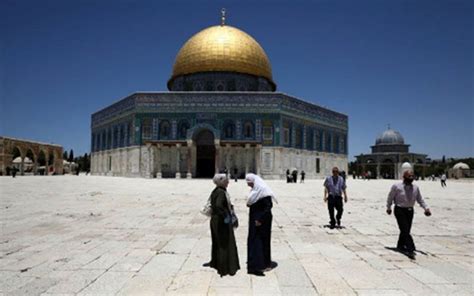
441, 174, 447, 187
386, 170, 432, 259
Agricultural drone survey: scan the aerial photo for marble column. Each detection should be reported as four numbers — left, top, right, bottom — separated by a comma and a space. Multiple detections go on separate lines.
33, 159, 38, 175
214, 140, 221, 174
20, 157, 25, 175
45, 156, 49, 176
376, 163, 381, 179
175, 143, 181, 178
156, 144, 162, 178
225, 144, 231, 173
186, 140, 193, 178
256, 144, 262, 175
244, 143, 250, 175
145, 143, 152, 178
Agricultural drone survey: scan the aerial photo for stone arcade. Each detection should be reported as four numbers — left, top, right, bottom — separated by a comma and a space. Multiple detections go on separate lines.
90, 14, 348, 179
0, 136, 63, 175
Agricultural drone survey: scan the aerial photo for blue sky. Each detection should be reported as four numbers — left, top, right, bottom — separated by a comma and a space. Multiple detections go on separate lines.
1, 0, 472, 160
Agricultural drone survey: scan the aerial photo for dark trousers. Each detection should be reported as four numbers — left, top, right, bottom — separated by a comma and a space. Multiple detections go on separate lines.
327, 195, 343, 226
441, 180, 446, 187
394, 206, 415, 252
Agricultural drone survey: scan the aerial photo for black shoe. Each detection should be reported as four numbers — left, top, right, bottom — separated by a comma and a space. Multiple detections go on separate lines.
329, 224, 335, 229
407, 252, 416, 260
337, 219, 341, 227
202, 262, 211, 267
248, 270, 265, 276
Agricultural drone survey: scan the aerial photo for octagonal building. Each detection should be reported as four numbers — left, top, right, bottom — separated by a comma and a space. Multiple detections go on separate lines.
90, 17, 348, 179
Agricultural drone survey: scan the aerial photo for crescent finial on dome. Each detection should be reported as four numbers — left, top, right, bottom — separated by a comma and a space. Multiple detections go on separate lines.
221, 8, 226, 26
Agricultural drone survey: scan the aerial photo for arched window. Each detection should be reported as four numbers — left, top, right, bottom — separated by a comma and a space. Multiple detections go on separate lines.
119, 125, 124, 147
159, 120, 171, 139
142, 118, 153, 140
216, 82, 225, 91
95, 133, 100, 151
334, 135, 340, 153
340, 136, 346, 153
314, 130, 320, 151
102, 131, 106, 150
262, 120, 273, 142
243, 121, 254, 139
223, 120, 235, 139
295, 126, 302, 148
113, 126, 119, 148
326, 132, 332, 152
306, 128, 314, 150
127, 122, 132, 146
177, 120, 190, 139
107, 129, 112, 149
282, 121, 290, 146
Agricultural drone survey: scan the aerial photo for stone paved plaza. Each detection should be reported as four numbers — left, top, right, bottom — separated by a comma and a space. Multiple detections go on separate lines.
1, 176, 473, 295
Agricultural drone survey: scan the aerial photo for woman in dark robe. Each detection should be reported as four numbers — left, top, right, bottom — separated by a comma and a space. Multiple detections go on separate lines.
245, 173, 277, 276
209, 174, 240, 277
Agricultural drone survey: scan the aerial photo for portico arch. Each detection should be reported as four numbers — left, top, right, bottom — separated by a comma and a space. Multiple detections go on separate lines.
187, 123, 220, 141
194, 129, 216, 178
380, 158, 395, 179
25, 149, 36, 174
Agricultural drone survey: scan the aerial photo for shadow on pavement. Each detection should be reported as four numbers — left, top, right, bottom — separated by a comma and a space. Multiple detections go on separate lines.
384, 246, 428, 260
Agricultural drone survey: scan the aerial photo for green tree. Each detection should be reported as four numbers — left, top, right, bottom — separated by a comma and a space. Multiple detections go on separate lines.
68, 149, 74, 162
83, 153, 90, 171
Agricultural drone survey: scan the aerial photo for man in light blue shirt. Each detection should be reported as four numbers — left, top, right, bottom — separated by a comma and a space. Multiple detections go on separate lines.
324, 167, 348, 229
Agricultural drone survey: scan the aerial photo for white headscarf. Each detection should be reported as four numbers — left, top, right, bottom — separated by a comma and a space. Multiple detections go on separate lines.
245, 173, 277, 206
213, 173, 228, 187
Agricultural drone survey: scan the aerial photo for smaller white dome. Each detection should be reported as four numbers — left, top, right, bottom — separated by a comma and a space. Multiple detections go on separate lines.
453, 162, 470, 170
401, 162, 412, 169
376, 129, 405, 145
12, 157, 32, 164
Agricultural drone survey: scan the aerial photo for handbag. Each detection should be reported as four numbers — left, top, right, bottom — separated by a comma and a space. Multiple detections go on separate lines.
225, 193, 239, 228
231, 211, 239, 228
224, 210, 239, 228
200, 196, 212, 217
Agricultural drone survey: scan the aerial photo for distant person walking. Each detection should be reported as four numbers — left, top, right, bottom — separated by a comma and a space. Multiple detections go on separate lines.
233, 168, 238, 182
323, 167, 348, 229
208, 174, 240, 277
286, 169, 291, 183
441, 174, 447, 187
246, 173, 277, 276
386, 170, 431, 259
11, 167, 18, 178
300, 170, 305, 183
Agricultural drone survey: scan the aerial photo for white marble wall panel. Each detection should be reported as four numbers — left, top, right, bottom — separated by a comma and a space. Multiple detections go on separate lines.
92, 145, 348, 180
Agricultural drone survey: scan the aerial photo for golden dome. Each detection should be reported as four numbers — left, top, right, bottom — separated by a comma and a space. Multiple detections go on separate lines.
170, 25, 274, 83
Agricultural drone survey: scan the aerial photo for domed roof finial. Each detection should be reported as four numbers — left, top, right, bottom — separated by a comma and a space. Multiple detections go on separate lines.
221, 8, 226, 26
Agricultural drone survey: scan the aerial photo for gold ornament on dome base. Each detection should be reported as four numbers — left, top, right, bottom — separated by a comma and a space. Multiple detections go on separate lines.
170, 12, 274, 84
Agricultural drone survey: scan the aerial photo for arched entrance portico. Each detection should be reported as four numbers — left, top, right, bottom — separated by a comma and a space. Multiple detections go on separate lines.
380, 158, 395, 179
194, 129, 215, 178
